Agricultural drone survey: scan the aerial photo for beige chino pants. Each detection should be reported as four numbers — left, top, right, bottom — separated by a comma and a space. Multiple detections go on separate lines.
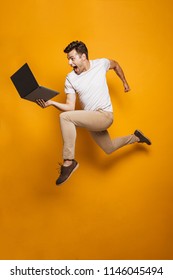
59, 110, 138, 160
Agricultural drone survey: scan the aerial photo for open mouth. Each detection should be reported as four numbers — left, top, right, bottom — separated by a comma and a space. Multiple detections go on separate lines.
73, 65, 80, 74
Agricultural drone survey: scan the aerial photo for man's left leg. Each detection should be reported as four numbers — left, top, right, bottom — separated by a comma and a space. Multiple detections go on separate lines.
90, 130, 138, 154
90, 129, 151, 154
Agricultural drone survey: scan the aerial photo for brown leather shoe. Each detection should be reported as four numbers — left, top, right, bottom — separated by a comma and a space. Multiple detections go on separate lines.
56, 160, 79, 185
134, 130, 151, 145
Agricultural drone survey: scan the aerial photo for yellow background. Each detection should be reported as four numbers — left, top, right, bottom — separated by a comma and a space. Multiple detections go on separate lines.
0, 0, 173, 259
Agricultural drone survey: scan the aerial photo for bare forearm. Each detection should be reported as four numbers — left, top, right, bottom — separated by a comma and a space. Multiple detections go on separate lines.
36, 99, 75, 111
114, 62, 127, 83
109, 60, 130, 92
50, 100, 74, 111
36, 93, 76, 110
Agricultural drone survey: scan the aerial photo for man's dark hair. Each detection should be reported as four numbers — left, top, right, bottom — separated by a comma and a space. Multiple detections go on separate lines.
64, 41, 89, 59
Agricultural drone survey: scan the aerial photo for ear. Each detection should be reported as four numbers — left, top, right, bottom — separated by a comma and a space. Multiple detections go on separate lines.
81, 53, 87, 60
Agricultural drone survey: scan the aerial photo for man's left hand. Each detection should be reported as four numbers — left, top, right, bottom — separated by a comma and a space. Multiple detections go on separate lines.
124, 83, 130, 92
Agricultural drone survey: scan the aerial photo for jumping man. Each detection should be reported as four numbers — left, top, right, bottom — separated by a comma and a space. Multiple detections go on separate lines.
36, 41, 151, 185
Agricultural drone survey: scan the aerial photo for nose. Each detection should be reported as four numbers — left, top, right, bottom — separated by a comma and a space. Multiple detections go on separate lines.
68, 59, 73, 66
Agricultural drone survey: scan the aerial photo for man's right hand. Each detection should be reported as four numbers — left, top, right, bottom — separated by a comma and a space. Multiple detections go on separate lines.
36, 93, 76, 111
36, 99, 52, 108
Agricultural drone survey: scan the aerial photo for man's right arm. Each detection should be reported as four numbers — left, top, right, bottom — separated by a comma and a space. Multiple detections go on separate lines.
36, 93, 76, 111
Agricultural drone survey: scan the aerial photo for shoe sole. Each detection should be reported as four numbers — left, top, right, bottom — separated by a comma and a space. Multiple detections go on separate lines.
136, 129, 152, 145
56, 163, 79, 186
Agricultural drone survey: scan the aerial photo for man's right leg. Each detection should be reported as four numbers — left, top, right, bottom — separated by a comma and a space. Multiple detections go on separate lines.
59, 110, 113, 160
56, 111, 78, 185
56, 110, 113, 185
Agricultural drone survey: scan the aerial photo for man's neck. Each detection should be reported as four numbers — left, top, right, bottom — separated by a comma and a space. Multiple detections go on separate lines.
83, 60, 90, 72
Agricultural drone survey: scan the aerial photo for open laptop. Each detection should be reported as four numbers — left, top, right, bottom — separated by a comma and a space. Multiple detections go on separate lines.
10, 63, 59, 102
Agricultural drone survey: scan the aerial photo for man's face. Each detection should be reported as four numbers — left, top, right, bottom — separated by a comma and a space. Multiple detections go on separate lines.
67, 49, 85, 75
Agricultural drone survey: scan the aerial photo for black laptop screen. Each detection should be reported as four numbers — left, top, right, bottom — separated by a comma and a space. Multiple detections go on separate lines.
10, 63, 39, 97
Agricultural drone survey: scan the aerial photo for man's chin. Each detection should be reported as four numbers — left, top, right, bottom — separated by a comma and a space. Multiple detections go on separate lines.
74, 68, 81, 75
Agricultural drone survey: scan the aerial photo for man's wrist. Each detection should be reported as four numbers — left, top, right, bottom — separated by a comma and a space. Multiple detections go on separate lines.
50, 100, 56, 106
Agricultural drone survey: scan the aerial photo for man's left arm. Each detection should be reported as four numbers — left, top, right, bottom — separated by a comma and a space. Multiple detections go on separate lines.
109, 59, 130, 92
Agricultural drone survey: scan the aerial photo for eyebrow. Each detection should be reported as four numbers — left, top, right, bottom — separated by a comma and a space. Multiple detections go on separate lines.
68, 56, 74, 59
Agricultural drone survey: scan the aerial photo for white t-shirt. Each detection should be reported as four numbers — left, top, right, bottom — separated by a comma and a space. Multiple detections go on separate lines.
64, 58, 113, 112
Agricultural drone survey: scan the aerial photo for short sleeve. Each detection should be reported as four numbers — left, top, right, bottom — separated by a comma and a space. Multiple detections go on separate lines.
64, 77, 76, 94
103, 58, 110, 71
